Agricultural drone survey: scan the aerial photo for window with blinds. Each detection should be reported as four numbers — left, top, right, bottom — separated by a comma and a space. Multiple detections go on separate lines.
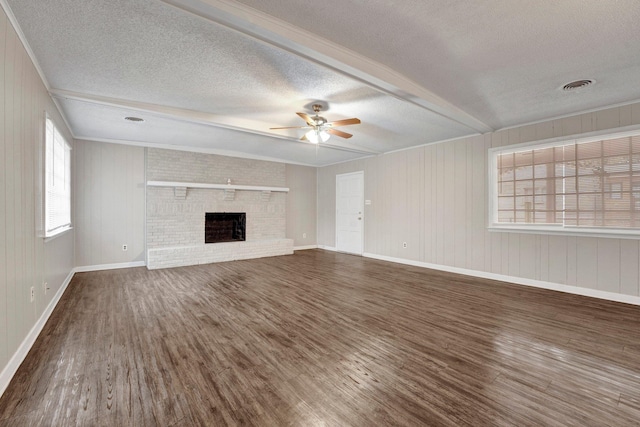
491, 129, 640, 234
45, 117, 72, 237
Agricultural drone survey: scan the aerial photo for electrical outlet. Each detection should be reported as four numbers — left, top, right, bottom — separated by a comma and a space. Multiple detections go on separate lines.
303, 233, 307, 239
43, 282, 49, 295
122, 244, 128, 251
30, 287, 35, 302
402, 242, 408, 248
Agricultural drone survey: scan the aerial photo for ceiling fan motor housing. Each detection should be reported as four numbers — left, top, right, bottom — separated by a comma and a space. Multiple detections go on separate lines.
314, 117, 327, 126
312, 104, 327, 126
270, 103, 360, 140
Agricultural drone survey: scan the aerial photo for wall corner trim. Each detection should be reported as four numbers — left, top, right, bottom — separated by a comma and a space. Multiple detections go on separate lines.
361, 252, 640, 307
0, 269, 75, 398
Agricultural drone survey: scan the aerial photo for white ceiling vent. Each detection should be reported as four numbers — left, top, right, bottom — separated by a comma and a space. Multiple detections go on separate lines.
562, 79, 594, 91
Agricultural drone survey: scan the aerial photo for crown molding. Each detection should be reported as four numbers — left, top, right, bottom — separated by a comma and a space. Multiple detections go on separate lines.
0, 0, 48, 90
0, 0, 78, 139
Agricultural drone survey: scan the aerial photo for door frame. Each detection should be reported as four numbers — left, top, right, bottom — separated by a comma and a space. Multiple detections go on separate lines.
335, 171, 364, 255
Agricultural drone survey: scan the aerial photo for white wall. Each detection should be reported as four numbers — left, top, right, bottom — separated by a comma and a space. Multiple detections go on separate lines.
286, 164, 317, 247
318, 102, 640, 299
0, 5, 75, 387
74, 140, 145, 267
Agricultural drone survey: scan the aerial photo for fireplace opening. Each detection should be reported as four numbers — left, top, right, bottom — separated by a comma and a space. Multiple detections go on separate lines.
205, 212, 246, 243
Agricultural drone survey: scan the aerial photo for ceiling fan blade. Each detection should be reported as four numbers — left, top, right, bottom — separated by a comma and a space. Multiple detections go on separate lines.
270, 125, 311, 130
296, 112, 315, 126
328, 118, 361, 127
326, 128, 353, 139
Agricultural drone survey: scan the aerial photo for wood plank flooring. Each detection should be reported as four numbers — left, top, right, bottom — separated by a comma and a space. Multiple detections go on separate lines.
1, 249, 640, 426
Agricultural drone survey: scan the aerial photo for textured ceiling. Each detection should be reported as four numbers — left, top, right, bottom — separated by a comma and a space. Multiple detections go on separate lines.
236, 0, 640, 129
4, 0, 640, 165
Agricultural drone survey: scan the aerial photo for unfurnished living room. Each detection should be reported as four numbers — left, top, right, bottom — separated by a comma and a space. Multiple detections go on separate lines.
1, 0, 640, 425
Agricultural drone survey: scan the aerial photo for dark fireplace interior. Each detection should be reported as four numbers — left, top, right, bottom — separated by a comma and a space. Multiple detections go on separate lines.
205, 212, 246, 243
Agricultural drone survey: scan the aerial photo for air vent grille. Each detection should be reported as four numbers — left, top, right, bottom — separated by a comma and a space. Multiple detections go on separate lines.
562, 80, 594, 91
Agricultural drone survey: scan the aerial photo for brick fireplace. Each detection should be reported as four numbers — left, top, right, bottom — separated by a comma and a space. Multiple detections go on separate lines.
146, 148, 293, 269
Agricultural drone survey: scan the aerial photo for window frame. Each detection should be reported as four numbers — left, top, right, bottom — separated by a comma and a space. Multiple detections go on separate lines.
44, 115, 72, 239
488, 125, 640, 239
607, 183, 623, 199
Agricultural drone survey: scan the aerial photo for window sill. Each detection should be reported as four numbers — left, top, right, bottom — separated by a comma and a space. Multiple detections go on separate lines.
44, 226, 73, 242
488, 224, 640, 239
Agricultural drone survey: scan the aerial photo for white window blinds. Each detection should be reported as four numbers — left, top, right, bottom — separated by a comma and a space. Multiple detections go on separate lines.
493, 131, 640, 230
45, 118, 71, 236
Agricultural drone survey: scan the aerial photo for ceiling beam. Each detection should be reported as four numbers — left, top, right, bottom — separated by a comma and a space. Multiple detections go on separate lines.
73, 136, 322, 166
49, 89, 380, 156
161, 0, 493, 134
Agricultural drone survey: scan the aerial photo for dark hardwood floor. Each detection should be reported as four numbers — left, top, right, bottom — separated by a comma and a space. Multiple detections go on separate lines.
1, 249, 640, 426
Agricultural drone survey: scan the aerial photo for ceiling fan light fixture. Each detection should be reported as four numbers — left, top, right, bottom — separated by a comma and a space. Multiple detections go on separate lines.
305, 128, 330, 144
272, 104, 359, 143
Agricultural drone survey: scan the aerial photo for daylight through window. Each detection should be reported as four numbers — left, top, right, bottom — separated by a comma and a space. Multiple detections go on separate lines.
491, 130, 640, 233
45, 117, 71, 237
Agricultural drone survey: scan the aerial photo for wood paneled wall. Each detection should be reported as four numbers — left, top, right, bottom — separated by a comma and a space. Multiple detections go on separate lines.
0, 6, 75, 377
74, 140, 145, 267
285, 164, 317, 247
318, 103, 640, 298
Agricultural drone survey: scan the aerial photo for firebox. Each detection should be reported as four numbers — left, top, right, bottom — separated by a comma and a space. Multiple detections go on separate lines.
205, 212, 246, 243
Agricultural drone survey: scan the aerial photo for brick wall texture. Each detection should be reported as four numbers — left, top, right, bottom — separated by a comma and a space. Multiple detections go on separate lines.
147, 148, 285, 186
146, 149, 292, 268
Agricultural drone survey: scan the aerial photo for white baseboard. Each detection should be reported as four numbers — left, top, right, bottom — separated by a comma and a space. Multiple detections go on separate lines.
0, 269, 75, 398
0, 260, 147, 398
362, 252, 640, 306
74, 261, 146, 272
5, 249, 636, 401
293, 245, 318, 251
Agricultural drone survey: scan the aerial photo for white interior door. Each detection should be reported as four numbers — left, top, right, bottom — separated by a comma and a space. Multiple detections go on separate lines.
336, 171, 364, 255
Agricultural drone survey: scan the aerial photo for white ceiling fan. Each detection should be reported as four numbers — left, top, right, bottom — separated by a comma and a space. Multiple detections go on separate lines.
270, 104, 361, 144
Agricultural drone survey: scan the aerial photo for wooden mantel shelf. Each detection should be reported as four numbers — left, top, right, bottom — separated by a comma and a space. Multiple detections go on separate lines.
146, 181, 289, 193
